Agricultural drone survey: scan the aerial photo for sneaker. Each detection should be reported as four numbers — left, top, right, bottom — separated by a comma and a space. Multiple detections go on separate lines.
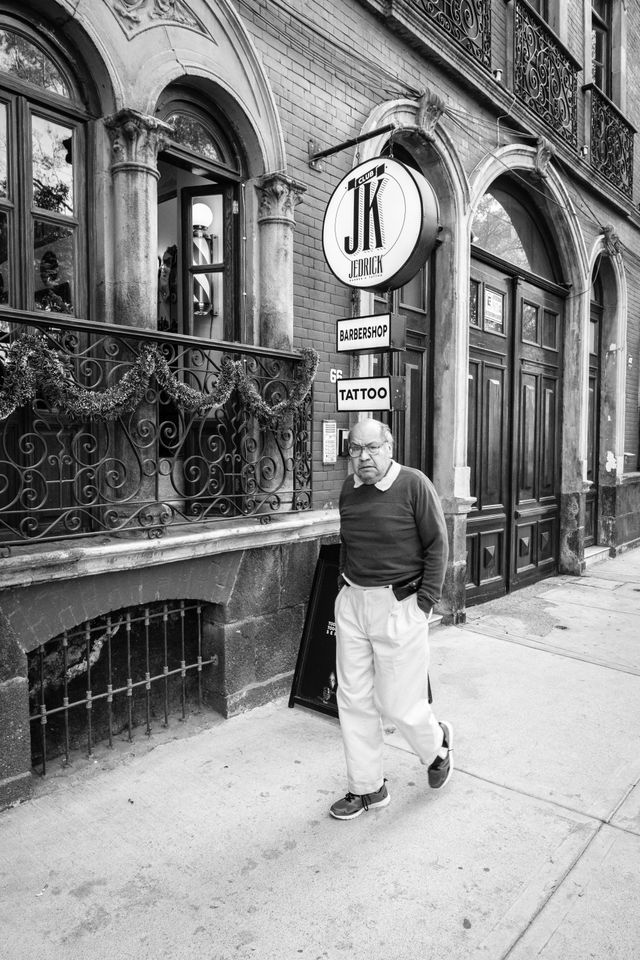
329, 781, 390, 820
428, 721, 454, 789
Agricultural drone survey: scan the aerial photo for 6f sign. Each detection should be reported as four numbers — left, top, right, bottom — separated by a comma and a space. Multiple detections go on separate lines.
322, 157, 440, 291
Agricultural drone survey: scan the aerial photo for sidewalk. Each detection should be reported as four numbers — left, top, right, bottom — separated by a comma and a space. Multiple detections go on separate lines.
1, 550, 639, 960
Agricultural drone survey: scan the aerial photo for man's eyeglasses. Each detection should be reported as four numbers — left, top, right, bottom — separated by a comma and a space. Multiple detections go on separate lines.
348, 441, 388, 457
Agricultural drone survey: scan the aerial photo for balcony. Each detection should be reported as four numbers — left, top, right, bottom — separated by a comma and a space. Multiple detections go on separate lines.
585, 84, 636, 199
0, 313, 314, 549
384, 0, 492, 70
513, 0, 579, 148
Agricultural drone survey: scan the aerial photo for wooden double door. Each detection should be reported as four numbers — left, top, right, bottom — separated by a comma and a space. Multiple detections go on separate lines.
466, 261, 566, 603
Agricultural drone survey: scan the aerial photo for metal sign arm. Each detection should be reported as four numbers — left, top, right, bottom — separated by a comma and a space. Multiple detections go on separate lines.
308, 123, 396, 171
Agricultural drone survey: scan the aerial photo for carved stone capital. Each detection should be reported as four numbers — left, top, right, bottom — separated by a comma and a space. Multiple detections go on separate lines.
534, 137, 556, 179
603, 224, 622, 257
416, 88, 445, 140
256, 173, 306, 223
105, 110, 173, 174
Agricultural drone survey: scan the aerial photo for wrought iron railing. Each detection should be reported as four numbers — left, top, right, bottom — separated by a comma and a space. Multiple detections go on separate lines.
513, 0, 579, 148
0, 312, 312, 547
387, 0, 492, 69
586, 84, 636, 199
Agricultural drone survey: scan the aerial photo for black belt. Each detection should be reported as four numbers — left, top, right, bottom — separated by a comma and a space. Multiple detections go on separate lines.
337, 574, 422, 600
392, 576, 421, 601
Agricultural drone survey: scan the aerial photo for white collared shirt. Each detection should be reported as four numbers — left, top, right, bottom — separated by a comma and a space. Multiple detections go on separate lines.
352, 459, 401, 490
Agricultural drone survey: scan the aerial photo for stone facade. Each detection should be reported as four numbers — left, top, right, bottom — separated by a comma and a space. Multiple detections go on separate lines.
1, 0, 640, 806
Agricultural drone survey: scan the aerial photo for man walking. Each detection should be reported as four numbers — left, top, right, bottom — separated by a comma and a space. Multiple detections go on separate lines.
330, 418, 452, 820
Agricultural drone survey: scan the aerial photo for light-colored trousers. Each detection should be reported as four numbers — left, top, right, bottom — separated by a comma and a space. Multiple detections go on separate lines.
335, 583, 443, 795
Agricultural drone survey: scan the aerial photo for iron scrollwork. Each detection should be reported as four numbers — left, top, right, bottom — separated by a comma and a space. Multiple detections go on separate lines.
417, 0, 491, 67
0, 318, 313, 545
388, 0, 491, 69
513, 0, 578, 149
590, 86, 635, 199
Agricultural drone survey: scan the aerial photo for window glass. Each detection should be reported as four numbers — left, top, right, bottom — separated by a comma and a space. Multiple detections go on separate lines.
592, 1, 611, 94
543, 310, 558, 350
0, 26, 84, 318
33, 221, 74, 314
166, 112, 222, 162
0, 29, 69, 97
0, 101, 6, 197
0, 210, 8, 305
469, 279, 479, 326
522, 301, 539, 343
32, 115, 74, 214
399, 267, 425, 311
472, 187, 555, 280
157, 89, 244, 342
190, 195, 224, 339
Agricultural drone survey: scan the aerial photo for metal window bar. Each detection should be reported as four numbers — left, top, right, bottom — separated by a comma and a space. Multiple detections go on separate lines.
29, 600, 216, 775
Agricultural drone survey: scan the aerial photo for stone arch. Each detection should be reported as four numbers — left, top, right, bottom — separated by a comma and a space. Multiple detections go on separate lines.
12, 0, 119, 115
118, 0, 286, 177
4, 555, 240, 655
588, 231, 628, 477
468, 142, 592, 513
354, 95, 472, 505
468, 142, 590, 287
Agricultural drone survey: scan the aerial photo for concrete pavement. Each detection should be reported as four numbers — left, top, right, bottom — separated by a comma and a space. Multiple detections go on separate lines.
1, 548, 640, 960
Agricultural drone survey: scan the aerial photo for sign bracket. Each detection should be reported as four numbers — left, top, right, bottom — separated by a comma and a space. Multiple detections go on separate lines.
308, 123, 396, 171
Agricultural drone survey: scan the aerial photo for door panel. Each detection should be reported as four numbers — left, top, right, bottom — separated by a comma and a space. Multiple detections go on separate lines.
511, 278, 563, 589
585, 303, 602, 545
467, 263, 564, 602
466, 265, 511, 601
374, 262, 431, 473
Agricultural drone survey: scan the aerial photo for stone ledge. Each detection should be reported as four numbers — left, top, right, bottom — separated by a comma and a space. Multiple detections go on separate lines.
0, 509, 340, 591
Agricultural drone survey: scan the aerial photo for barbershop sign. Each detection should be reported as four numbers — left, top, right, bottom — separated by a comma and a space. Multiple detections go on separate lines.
336, 312, 406, 353
322, 157, 439, 291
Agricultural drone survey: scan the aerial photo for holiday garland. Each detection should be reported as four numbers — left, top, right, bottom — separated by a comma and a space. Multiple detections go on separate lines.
0, 332, 318, 427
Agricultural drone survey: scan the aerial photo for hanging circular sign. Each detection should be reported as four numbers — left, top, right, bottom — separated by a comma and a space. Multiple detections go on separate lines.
322, 157, 440, 291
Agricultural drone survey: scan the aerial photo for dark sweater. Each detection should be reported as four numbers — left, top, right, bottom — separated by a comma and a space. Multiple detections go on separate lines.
339, 465, 448, 610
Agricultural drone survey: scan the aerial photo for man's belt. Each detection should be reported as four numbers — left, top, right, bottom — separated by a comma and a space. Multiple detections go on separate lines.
391, 576, 421, 601
337, 574, 422, 600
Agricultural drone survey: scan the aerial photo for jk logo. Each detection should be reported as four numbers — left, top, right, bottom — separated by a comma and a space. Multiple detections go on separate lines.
344, 164, 386, 255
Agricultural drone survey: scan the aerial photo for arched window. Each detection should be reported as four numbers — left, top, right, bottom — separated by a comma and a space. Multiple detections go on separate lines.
0, 23, 88, 319
155, 87, 244, 341
471, 181, 556, 281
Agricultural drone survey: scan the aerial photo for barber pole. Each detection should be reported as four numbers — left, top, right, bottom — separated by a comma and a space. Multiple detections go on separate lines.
192, 223, 212, 316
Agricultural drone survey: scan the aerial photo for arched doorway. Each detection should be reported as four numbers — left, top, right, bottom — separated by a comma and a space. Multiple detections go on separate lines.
466, 177, 568, 602
370, 141, 435, 473
586, 264, 604, 546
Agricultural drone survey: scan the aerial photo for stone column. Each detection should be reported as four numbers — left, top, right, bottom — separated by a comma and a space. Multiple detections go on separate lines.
103, 111, 172, 528
255, 173, 306, 351
105, 110, 172, 328
440, 494, 476, 623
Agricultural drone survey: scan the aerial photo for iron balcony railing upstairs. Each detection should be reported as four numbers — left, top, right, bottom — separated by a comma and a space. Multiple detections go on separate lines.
0, 310, 313, 548
513, 0, 580, 149
584, 83, 636, 200
386, 0, 492, 70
